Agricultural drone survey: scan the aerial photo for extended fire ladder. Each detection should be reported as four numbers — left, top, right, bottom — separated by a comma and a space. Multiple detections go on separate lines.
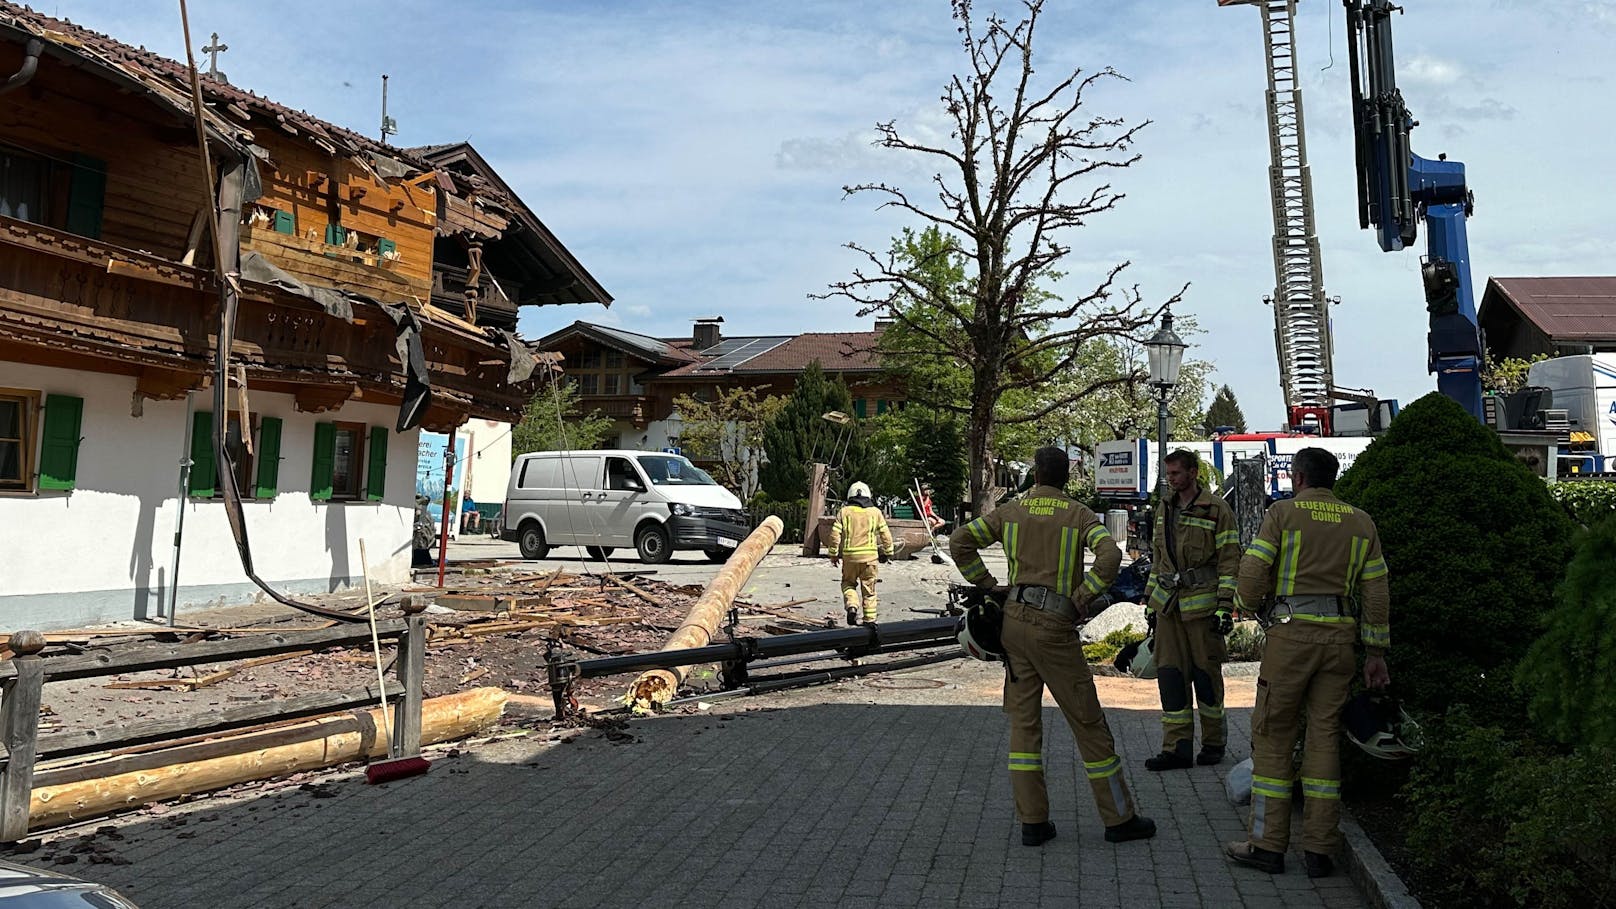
1223, 0, 1335, 427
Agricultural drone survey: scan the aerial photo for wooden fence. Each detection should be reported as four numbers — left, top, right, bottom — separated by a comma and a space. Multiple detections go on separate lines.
0, 606, 428, 841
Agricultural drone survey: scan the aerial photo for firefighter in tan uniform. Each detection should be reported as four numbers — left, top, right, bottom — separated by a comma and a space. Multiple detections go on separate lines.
950, 447, 1156, 847
828, 481, 893, 626
1225, 448, 1391, 879
1144, 450, 1241, 770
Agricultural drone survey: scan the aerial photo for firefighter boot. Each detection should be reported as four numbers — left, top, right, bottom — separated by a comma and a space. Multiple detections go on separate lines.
1021, 821, 1057, 847
1104, 814, 1157, 843
1225, 840, 1285, 874
845, 604, 859, 627
1145, 740, 1194, 771
1305, 851, 1335, 879
1197, 746, 1226, 766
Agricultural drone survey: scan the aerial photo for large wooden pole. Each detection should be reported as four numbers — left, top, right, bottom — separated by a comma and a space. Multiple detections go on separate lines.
27, 687, 507, 830
628, 517, 783, 712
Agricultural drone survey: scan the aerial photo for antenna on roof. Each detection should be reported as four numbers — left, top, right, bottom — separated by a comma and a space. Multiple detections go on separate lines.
380, 74, 398, 143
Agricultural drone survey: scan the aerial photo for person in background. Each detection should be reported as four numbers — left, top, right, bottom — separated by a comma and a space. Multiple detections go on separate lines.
828, 481, 893, 626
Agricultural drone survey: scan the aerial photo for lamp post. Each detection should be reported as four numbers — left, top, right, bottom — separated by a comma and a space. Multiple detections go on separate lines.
1144, 309, 1187, 502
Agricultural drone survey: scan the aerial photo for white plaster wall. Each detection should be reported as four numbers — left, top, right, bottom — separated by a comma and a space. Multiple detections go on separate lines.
458, 419, 513, 506
0, 360, 415, 627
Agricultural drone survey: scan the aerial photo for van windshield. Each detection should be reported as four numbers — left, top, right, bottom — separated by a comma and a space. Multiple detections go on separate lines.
636, 455, 717, 486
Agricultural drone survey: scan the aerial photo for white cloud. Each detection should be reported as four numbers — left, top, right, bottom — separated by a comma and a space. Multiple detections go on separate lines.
1402, 56, 1465, 86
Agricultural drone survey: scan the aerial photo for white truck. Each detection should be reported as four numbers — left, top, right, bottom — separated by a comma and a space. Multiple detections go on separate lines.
1523, 354, 1616, 474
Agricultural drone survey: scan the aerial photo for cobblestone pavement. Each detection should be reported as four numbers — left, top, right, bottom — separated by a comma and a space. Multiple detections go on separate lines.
37, 662, 1368, 909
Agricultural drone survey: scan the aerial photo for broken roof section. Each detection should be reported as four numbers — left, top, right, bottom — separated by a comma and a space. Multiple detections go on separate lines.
0, 1, 609, 319
409, 142, 612, 310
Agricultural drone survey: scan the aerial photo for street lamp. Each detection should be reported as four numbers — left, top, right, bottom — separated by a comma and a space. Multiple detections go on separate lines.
1144, 309, 1187, 501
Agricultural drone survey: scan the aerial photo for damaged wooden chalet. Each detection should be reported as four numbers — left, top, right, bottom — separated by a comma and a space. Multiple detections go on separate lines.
0, 4, 609, 628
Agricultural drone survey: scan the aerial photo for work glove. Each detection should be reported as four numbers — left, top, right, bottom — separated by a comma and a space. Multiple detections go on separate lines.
829, 556, 840, 568
1213, 608, 1234, 636
878, 552, 890, 564
1146, 608, 1158, 633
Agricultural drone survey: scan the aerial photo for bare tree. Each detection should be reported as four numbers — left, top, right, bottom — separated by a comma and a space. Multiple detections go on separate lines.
820, 0, 1184, 510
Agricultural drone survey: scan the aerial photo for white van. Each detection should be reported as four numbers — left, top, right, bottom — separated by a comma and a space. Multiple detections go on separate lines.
501, 450, 750, 564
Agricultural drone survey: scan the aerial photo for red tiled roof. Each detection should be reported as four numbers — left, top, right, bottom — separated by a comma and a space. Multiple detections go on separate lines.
1483, 277, 1616, 339
653, 330, 884, 379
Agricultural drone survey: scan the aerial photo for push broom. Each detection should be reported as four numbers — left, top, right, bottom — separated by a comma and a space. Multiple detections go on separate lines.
359, 539, 431, 784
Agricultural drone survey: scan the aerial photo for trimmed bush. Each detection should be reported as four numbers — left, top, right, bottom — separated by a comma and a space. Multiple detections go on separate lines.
1335, 393, 1575, 719
1517, 516, 1616, 750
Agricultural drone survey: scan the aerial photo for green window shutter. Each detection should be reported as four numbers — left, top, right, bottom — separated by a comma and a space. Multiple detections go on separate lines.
853, 398, 867, 419
366, 426, 388, 501
188, 411, 216, 497
66, 154, 106, 240
37, 394, 84, 491
310, 422, 335, 501
324, 224, 346, 246
254, 417, 283, 498
876, 399, 888, 416
376, 237, 396, 257
273, 210, 295, 234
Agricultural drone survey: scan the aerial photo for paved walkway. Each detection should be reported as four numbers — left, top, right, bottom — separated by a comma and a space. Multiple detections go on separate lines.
38, 663, 1368, 909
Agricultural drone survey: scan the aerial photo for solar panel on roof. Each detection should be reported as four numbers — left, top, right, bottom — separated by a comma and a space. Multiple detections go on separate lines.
699, 336, 791, 371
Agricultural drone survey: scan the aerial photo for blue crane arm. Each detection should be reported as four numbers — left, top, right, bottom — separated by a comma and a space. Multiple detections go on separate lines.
1345, 0, 1485, 419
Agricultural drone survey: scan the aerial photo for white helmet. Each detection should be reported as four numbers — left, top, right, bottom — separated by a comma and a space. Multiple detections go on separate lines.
1114, 636, 1157, 680
848, 481, 872, 499
956, 605, 1004, 662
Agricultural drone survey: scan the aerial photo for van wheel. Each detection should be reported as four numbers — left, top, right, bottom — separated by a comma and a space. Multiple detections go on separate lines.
518, 522, 550, 560
584, 546, 614, 561
635, 525, 672, 564
703, 548, 731, 564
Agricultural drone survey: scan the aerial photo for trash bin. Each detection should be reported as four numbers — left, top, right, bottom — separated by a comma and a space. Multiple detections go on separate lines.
1105, 509, 1128, 543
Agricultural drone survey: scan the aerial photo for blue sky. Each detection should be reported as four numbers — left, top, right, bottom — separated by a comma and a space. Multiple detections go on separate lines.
62, 0, 1616, 428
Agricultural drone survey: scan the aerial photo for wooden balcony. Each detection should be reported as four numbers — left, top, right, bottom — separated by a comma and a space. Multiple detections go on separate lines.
581, 394, 654, 427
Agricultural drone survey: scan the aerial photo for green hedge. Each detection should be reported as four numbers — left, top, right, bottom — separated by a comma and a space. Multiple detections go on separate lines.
1404, 716, 1616, 908
1518, 516, 1616, 751
1548, 479, 1616, 526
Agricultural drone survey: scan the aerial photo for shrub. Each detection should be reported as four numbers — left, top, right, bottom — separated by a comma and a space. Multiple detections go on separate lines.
1225, 621, 1265, 662
1548, 479, 1616, 527
1084, 626, 1145, 663
1403, 715, 1616, 908
1335, 393, 1575, 719
1517, 516, 1616, 750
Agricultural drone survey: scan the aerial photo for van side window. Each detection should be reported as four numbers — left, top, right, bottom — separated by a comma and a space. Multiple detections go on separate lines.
606, 457, 638, 491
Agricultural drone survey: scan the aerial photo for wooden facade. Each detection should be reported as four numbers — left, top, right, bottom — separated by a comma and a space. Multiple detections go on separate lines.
0, 9, 610, 431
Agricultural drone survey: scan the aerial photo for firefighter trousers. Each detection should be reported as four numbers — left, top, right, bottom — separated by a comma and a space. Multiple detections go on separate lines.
1247, 633, 1355, 854
1001, 601, 1136, 828
1153, 607, 1227, 756
839, 557, 879, 620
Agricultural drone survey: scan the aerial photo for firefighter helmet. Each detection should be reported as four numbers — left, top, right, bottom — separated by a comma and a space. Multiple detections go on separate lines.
1343, 692, 1423, 760
848, 481, 872, 499
955, 593, 1005, 662
1114, 635, 1157, 680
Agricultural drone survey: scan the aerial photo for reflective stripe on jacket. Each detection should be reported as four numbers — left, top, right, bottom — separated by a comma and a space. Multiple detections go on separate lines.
830, 505, 893, 560
947, 486, 1121, 602
1236, 487, 1390, 651
1145, 484, 1241, 618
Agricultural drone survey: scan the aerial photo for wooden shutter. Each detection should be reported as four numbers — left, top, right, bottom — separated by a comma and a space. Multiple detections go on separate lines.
310, 422, 335, 501
254, 417, 283, 498
366, 426, 388, 501
66, 154, 106, 240
188, 411, 216, 497
272, 210, 295, 234
37, 394, 84, 491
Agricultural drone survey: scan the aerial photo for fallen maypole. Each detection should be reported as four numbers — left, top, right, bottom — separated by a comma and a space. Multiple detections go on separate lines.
626, 517, 783, 712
